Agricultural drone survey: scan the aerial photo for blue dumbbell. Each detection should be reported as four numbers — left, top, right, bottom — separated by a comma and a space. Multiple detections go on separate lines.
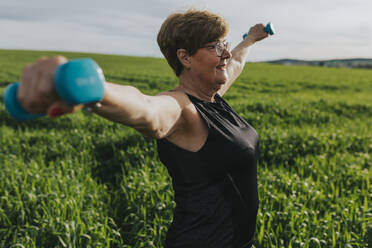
3, 58, 105, 121
243, 22, 275, 39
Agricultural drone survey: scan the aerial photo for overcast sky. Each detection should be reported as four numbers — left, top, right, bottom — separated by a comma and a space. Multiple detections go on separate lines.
1, 0, 371, 61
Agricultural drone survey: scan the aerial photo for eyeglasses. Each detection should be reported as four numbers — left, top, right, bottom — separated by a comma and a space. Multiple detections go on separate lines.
202, 41, 231, 57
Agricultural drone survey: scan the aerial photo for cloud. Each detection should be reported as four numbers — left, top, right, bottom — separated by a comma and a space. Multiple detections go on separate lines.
0, 0, 371, 60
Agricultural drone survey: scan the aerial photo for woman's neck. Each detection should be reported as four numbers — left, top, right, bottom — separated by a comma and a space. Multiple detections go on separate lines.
177, 73, 217, 102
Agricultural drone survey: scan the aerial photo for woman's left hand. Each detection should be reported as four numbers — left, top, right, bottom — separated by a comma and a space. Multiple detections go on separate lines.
245, 24, 269, 43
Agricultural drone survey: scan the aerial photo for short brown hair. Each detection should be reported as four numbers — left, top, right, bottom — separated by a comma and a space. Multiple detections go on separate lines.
157, 9, 229, 76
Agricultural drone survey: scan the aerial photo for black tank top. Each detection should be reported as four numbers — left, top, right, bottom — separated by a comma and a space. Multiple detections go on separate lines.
157, 93, 259, 248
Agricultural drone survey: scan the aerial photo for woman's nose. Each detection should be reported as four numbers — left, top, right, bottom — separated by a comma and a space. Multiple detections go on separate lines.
221, 49, 232, 59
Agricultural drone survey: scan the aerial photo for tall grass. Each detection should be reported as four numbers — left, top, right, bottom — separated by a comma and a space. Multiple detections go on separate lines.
0, 49, 371, 247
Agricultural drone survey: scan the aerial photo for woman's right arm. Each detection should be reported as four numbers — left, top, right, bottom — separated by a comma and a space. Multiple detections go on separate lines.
92, 82, 188, 138
18, 56, 188, 139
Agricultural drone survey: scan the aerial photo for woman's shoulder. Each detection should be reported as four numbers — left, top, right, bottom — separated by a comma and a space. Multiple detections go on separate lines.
155, 89, 200, 130
157, 89, 188, 99
156, 89, 195, 112
156, 90, 208, 151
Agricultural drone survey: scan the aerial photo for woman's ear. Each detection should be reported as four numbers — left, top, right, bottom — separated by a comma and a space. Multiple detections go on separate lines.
176, 49, 191, 70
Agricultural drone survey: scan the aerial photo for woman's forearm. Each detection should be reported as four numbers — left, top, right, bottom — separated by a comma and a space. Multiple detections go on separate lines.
219, 24, 268, 95
219, 38, 256, 95
231, 37, 256, 65
92, 82, 185, 139
228, 38, 256, 79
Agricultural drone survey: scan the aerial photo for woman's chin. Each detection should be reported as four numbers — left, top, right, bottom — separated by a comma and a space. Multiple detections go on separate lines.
217, 71, 228, 83
217, 76, 228, 85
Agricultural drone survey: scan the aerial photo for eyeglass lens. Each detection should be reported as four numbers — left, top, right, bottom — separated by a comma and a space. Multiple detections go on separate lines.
216, 42, 230, 56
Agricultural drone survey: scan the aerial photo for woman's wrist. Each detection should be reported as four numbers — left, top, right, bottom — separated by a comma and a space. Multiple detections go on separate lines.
242, 35, 256, 46
82, 81, 108, 114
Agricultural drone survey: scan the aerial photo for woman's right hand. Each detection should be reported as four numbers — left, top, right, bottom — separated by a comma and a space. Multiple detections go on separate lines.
18, 56, 82, 118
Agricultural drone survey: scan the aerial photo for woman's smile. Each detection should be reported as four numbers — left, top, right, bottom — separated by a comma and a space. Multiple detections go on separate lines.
216, 63, 227, 71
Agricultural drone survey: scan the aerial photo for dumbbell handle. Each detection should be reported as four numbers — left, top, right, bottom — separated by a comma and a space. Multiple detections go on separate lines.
3, 58, 105, 121
243, 22, 275, 40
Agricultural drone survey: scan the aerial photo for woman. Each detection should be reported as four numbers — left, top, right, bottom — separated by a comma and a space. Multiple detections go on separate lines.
18, 9, 268, 248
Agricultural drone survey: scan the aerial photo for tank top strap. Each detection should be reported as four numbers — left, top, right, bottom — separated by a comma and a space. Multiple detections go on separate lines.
186, 93, 215, 129
186, 93, 249, 136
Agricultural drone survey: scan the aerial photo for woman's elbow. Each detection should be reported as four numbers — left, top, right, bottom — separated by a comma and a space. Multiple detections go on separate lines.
136, 123, 167, 139
134, 112, 168, 139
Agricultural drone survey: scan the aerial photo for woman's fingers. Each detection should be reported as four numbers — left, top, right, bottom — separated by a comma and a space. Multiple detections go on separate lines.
37, 56, 48, 62
18, 56, 68, 114
18, 63, 41, 113
47, 100, 83, 118
246, 24, 269, 42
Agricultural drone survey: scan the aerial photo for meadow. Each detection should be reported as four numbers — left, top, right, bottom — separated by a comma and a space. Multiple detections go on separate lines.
0, 49, 371, 248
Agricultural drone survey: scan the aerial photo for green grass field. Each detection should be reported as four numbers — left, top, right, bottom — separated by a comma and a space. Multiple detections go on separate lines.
0, 49, 371, 248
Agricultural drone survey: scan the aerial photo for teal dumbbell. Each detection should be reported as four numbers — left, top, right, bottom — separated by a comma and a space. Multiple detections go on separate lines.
3, 58, 105, 121
243, 22, 275, 39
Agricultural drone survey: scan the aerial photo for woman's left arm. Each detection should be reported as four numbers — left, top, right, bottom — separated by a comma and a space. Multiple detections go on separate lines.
218, 24, 269, 96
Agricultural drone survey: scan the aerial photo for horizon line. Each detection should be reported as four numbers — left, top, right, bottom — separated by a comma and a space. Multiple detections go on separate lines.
1, 48, 372, 62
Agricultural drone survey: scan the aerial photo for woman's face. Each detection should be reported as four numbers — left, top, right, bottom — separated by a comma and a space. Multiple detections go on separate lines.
189, 39, 232, 90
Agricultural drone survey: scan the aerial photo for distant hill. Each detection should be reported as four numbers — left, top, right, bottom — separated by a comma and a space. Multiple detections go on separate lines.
265, 58, 372, 69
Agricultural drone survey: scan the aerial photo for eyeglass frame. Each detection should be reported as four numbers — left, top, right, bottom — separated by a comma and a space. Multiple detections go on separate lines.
202, 40, 231, 57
